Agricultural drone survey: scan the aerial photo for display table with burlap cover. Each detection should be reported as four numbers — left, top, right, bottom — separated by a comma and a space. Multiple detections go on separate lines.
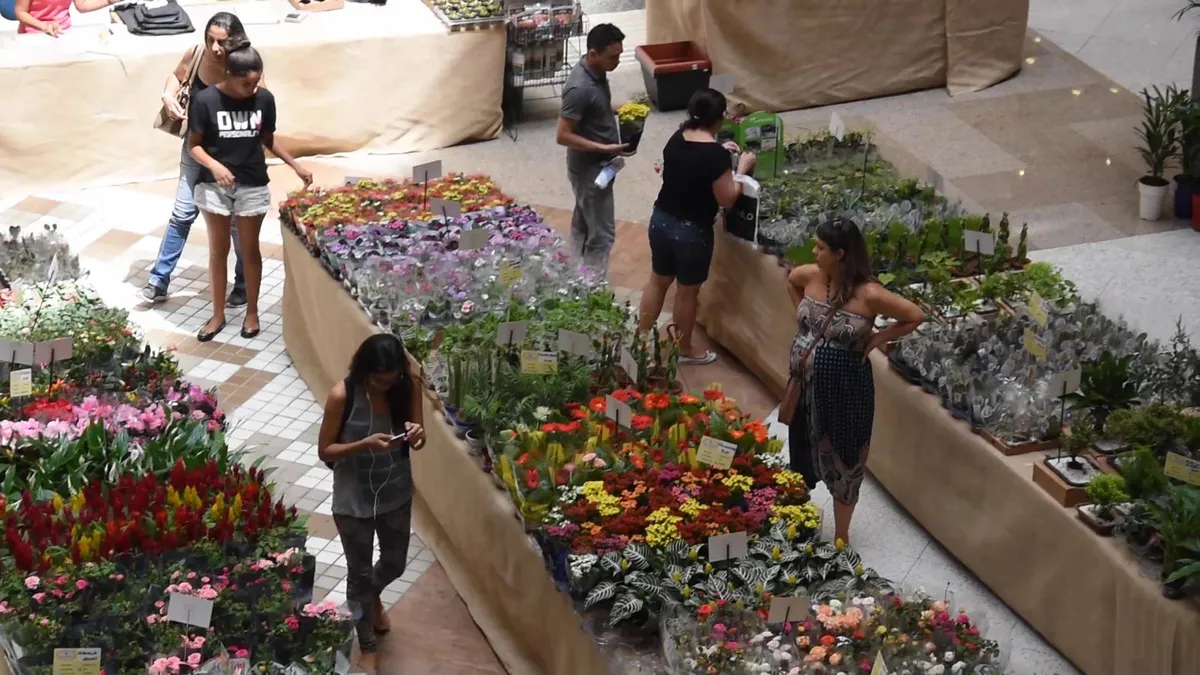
279, 226, 612, 675
696, 227, 1200, 675
0, 0, 503, 194
645, 0, 1028, 112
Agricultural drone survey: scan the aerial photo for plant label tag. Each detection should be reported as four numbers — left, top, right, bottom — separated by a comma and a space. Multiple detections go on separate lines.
557, 330, 592, 357
33, 341, 56, 366
1028, 292, 1048, 328
48, 253, 59, 285
5, 341, 35, 366
766, 595, 809, 625
9, 369, 31, 398
605, 394, 632, 429
54, 648, 101, 675
963, 230, 996, 256
697, 436, 737, 470
519, 350, 558, 375
429, 198, 462, 220
710, 73, 735, 94
1164, 452, 1200, 486
10, 283, 24, 304
619, 347, 639, 382
50, 338, 74, 361
167, 592, 213, 629
1022, 328, 1046, 361
343, 176, 368, 186
459, 228, 488, 250
499, 261, 522, 286
495, 321, 528, 347
829, 112, 846, 141
1049, 369, 1081, 398
871, 650, 890, 675
707, 531, 749, 562
412, 160, 443, 184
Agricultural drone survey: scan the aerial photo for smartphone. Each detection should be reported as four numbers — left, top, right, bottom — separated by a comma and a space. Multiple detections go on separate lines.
285, 12, 306, 22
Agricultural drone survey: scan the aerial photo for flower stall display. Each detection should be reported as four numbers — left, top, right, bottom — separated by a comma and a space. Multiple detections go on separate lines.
280, 174, 512, 239
0, 224, 80, 289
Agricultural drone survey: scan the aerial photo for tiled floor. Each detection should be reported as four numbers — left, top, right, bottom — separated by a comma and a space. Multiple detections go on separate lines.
3, 7, 1200, 674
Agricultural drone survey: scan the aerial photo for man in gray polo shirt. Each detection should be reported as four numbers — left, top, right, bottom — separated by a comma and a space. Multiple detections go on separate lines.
557, 23, 630, 277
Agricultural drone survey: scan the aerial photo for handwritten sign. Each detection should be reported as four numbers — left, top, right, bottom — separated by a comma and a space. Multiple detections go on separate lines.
519, 350, 558, 375
605, 394, 632, 429
412, 160, 443, 184
459, 228, 488, 251
1028, 292, 1048, 328
53, 648, 101, 675
499, 261, 522, 286
1022, 328, 1046, 361
697, 436, 737, 470
829, 112, 846, 141
495, 321, 528, 347
167, 593, 213, 629
1165, 452, 1200, 486
9, 369, 31, 398
707, 531, 749, 562
963, 230, 996, 256
766, 595, 809, 625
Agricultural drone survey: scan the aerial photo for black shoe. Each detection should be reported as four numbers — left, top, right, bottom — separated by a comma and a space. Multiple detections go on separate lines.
227, 287, 248, 308
240, 324, 261, 339
140, 284, 167, 304
197, 319, 227, 343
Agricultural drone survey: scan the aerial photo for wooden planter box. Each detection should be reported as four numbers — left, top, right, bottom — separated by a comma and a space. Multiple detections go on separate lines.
1032, 455, 1095, 508
980, 429, 1059, 457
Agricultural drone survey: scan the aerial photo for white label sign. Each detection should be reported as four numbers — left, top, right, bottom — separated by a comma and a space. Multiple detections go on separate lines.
47, 253, 59, 285
1049, 369, 1082, 398
963, 230, 996, 256
620, 347, 639, 382
53, 648, 101, 675
167, 592, 214, 629
495, 321, 528, 347
829, 112, 846, 141
707, 531, 749, 562
412, 160, 443, 184
557, 330, 592, 357
697, 436, 737, 470
429, 198, 462, 219
0, 340, 34, 366
605, 394, 632, 429
9, 369, 31, 398
766, 595, 810, 625
710, 73, 735, 94
459, 228, 488, 251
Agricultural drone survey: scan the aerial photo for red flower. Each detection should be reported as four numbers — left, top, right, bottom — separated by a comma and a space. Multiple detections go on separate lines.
702, 389, 723, 401
679, 394, 700, 405
820, 635, 835, 646
643, 393, 670, 410
588, 397, 607, 414
697, 604, 713, 619
631, 414, 653, 431
524, 469, 541, 490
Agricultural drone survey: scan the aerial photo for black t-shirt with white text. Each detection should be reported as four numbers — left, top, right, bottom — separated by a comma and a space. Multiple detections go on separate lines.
189, 86, 277, 187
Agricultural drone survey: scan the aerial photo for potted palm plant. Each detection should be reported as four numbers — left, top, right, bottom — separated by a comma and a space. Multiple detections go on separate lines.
1136, 86, 1180, 221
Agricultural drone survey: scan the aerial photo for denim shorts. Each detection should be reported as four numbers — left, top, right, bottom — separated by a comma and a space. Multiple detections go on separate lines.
648, 208, 714, 286
194, 183, 271, 218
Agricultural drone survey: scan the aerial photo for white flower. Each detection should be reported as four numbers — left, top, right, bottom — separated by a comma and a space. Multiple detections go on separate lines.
943, 651, 955, 663
767, 639, 780, 650
950, 663, 966, 674
927, 666, 945, 675
532, 406, 551, 421
829, 599, 842, 610
703, 645, 718, 657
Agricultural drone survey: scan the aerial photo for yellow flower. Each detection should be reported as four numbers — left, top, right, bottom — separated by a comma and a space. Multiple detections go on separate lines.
679, 499, 707, 517
617, 102, 650, 124
774, 470, 807, 489
770, 503, 821, 532
582, 481, 621, 517
721, 474, 753, 493
166, 487, 181, 509
51, 494, 63, 514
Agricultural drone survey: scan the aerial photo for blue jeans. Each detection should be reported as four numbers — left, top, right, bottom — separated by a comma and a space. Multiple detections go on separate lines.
148, 145, 245, 293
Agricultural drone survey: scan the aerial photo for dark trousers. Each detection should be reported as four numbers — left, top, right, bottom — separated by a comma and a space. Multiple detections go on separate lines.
333, 500, 412, 653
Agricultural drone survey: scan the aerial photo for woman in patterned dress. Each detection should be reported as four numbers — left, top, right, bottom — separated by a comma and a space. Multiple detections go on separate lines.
784, 217, 924, 545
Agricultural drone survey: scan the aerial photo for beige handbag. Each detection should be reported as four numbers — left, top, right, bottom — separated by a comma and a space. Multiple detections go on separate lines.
777, 302, 838, 426
153, 46, 202, 138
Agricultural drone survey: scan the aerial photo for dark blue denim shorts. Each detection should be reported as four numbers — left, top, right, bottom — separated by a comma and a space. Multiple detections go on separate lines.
648, 208, 714, 286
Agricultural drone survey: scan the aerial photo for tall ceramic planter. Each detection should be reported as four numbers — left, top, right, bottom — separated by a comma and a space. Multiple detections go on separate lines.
1139, 178, 1169, 220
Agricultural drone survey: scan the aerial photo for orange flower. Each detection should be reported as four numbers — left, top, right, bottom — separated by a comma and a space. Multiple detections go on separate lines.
630, 453, 645, 469
724, 411, 740, 423
702, 389, 723, 401
820, 635, 835, 647
589, 397, 607, 413
644, 393, 670, 410
679, 394, 700, 405
730, 430, 745, 440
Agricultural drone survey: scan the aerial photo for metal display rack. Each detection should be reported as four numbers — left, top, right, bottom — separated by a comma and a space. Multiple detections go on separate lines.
501, 3, 587, 140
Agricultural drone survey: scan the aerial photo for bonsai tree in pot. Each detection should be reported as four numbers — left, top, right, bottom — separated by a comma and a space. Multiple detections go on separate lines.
1136, 86, 1180, 221
1079, 474, 1128, 535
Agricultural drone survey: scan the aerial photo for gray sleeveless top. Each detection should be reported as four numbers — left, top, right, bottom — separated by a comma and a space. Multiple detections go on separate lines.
331, 385, 414, 519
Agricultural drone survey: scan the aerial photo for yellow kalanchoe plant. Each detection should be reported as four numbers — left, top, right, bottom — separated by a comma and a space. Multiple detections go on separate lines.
617, 101, 651, 126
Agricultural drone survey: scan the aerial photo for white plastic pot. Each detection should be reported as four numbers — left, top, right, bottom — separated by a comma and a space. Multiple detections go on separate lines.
1139, 179, 1169, 221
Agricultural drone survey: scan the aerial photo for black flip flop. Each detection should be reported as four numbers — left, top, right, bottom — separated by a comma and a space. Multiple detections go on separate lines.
197, 320, 227, 343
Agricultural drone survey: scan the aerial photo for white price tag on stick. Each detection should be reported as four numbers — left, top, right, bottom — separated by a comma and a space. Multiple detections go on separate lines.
47, 253, 59, 285
9, 369, 31, 398
605, 394, 632, 429
429, 197, 462, 219
167, 593, 214, 629
766, 595, 809, 625
710, 73, 735, 94
459, 228, 488, 250
557, 330, 592, 357
620, 348, 639, 382
697, 436, 737, 470
496, 321, 528, 347
412, 160, 443, 184
963, 230, 996, 256
707, 531, 748, 562
1049, 369, 1082, 398
829, 112, 846, 141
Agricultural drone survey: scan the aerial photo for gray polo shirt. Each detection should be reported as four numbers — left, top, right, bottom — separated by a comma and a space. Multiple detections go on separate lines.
561, 58, 619, 174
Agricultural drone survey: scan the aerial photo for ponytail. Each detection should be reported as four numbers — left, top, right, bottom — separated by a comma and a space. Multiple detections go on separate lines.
680, 88, 727, 131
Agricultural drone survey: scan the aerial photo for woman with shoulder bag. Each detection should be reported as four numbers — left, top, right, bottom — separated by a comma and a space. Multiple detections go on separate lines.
782, 217, 924, 546
143, 12, 249, 307
317, 334, 427, 674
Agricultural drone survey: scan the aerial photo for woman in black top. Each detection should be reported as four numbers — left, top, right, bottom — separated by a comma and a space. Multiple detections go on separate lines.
144, 13, 250, 308
187, 44, 312, 342
636, 89, 755, 364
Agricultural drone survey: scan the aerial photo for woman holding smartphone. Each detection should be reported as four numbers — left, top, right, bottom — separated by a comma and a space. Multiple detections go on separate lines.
317, 333, 426, 673
187, 42, 312, 342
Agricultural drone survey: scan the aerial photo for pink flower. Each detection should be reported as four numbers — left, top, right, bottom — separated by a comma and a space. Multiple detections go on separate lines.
177, 582, 192, 593
147, 615, 158, 625
187, 572, 197, 580
155, 600, 165, 609
32, 593, 45, 603
197, 587, 218, 600
186, 654, 201, 667
285, 616, 300, 631
233, 650, 248, 659
0, 602, 10, 615
725, 641, 741, 650
24, 576, 39, 589
39, 618, 49, 626
75, 580, 88, 590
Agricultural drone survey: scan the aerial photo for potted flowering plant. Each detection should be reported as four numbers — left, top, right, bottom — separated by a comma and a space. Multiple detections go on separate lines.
616, 100, 650, 153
